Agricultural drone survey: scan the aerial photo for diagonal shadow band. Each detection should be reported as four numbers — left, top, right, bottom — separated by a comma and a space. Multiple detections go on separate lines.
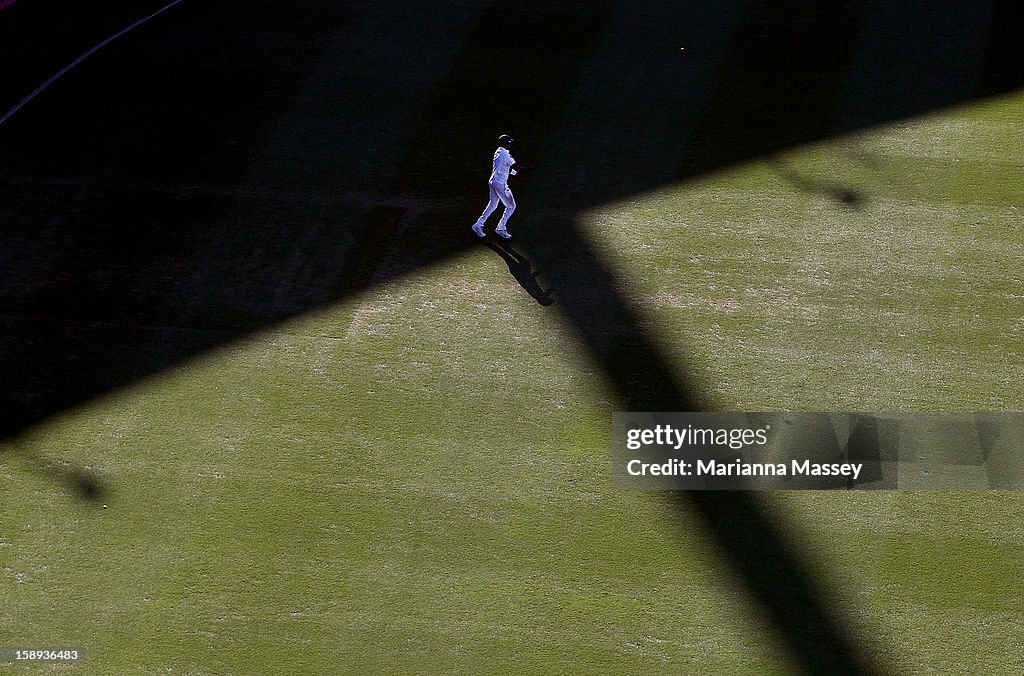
517, 211, 880, 675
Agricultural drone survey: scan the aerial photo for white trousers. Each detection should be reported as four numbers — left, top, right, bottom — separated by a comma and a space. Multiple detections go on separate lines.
474, 179, 516, 231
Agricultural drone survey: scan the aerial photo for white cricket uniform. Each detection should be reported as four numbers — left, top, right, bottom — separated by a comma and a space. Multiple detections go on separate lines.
474, 147, 517, 232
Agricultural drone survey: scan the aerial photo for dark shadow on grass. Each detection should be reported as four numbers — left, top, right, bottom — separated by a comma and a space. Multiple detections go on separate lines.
523, 211, 882, 675
1, 0, 1022, 672
2, 440, 107, 503
769, 157, 865, 209
483, 240, 553, 305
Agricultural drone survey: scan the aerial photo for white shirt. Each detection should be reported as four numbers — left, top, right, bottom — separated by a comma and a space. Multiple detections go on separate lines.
489, 147, 517, 185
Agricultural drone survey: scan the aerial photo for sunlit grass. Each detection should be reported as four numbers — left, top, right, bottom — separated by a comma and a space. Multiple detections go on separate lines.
3, 92, 1023, 673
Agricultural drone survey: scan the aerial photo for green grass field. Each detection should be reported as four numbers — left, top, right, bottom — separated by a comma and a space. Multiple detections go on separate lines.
3, 87, 1023, 673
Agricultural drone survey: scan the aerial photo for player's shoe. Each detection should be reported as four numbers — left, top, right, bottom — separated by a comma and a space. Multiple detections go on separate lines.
495, 228, 511, 239
472, 223, 486, 238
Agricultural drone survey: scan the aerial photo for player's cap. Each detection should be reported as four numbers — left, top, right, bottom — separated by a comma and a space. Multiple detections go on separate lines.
498, 134, 514, 145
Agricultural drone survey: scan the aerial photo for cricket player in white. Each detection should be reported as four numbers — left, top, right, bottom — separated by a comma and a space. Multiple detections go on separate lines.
472, 134, 522, 239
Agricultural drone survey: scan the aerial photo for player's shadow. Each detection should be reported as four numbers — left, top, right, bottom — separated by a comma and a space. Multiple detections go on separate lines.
483, 240, 553, 305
